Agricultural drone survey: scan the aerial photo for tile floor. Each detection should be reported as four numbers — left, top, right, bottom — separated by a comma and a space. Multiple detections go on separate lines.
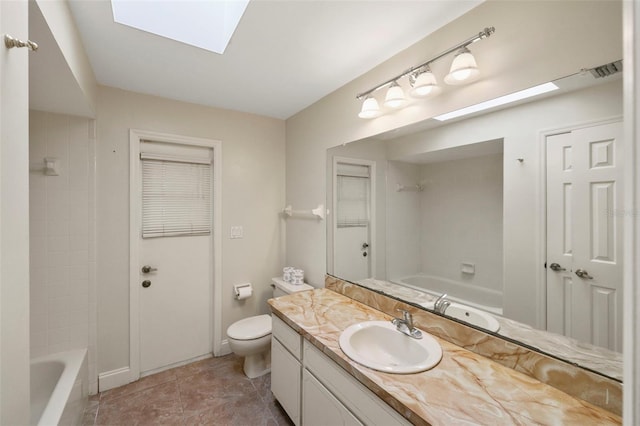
82, 354, 294, 426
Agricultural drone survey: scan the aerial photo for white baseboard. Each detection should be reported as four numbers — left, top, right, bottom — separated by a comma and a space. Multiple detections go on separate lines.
100, 342, 232, 392
88, 380, 98, 396
98, 367, 131, 392
217, 339, 232, 356
140, 353, 212, 378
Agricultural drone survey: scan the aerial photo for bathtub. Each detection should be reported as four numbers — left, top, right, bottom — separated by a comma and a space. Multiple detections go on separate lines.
392, 274, 503, 315
30, 349, 88, 426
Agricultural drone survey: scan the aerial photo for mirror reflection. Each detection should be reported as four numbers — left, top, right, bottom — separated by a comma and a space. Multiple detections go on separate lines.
327, 70, 623, 381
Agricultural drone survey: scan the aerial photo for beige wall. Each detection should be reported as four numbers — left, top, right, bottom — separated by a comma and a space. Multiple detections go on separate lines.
96, 86, 286, 374
36, 0, 97, 111
34, 0, 97, 116
285, 1, 623, 287
386, 161, 421, 278
1, 0, 30, 423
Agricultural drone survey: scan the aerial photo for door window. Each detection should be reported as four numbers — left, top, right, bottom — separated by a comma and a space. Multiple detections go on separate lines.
141, 153, 212, 238
336, 163, 370, 228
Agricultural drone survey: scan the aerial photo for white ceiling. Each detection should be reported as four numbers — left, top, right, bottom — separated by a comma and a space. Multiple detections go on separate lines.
66, 0, 482, 119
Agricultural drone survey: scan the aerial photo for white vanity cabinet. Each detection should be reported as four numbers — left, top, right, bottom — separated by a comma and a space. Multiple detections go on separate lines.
271, 315, 303, 426
271, 314, 411, 426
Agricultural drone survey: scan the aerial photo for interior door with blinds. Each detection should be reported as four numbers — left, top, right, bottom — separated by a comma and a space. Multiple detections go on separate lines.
137, 140, 213, 374
333, 162, 372, 281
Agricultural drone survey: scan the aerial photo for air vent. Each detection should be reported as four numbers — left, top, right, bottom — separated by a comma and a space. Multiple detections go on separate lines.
589, 60, 623, 78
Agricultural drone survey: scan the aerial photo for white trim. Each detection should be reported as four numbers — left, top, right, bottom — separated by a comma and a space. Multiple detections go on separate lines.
212, 142, 223, 357
623, 1, 639, 423
536, 116, 623, 331
129, 129, 223, 383
331, 156, 377, 279
98, 367, 131, 392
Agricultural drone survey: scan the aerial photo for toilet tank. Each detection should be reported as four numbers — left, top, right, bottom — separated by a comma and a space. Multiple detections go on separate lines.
271, 277, 313, 298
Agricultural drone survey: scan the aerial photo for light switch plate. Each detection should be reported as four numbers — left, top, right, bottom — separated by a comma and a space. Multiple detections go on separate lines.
230, 226, 243, 239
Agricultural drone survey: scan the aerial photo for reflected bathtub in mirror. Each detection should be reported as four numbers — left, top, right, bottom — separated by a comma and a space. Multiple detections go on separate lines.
395, 274, 502, 315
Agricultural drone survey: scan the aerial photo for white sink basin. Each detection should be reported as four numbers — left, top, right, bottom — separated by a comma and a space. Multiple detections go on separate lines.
444, 303, 500, 333
338, 321, 442, 374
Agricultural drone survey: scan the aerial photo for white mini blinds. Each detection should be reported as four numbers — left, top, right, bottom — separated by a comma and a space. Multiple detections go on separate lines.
140, 143, 213, 238
336, 163, 370, 228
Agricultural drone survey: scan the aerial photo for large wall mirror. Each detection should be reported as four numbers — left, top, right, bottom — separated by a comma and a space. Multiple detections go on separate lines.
326, 68, 623, 382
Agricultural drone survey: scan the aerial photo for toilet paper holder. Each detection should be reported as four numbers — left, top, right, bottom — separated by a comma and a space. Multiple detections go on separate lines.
234, 283, 253, 300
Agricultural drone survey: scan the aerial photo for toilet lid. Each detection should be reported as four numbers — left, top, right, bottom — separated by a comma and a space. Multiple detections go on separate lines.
227, 314, 272, 340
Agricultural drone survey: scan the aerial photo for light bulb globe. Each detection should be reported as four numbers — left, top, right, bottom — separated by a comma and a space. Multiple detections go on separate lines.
358, 97, 382, 119
410, 70, 438, 98
445, 48, 480, 85
383, 83, 407, 109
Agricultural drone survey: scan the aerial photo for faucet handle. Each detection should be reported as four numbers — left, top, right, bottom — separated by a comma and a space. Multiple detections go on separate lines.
396, 308, 409, 319
394, 308, 422, 339
395, 308, 413, 326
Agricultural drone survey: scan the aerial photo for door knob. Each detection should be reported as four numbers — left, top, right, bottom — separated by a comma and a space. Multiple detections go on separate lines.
362, 243, 369, 249
549, 263, 566, 272
142, 280, 151, 288
141, 265, 157, 273
575, 269, 594, 279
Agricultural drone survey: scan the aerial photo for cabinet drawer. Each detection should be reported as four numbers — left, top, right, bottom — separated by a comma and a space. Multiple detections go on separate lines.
272, 314, 302, 359
304, 341, 411, 426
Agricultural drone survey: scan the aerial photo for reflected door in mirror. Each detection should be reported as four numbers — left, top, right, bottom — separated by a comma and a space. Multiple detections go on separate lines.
546, 122, 623, 352
334, 161, 373, 281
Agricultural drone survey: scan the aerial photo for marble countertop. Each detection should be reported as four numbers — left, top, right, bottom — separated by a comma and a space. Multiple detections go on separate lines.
356, 278, 623, 381
268, 288, 621, 426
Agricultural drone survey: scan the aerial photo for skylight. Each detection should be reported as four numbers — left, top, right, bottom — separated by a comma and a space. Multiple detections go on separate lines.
111, 0, 250, 54
433, 82, 559, 121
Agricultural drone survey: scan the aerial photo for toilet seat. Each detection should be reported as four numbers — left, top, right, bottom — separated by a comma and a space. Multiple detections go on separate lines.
227, 314, 272, 340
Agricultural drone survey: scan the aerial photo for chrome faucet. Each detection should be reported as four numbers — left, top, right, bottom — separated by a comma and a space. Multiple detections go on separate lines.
391, 309, 423, 339
434, 293, 451, 314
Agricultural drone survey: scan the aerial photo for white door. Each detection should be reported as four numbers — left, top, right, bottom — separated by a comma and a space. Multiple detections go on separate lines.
546, 122, 623, 351
333, 161, 373, 281
136, 140, 213, 375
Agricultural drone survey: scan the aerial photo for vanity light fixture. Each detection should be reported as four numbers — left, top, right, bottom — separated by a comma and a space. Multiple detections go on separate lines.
356, 26, 495, 119
433, 81, 559, 121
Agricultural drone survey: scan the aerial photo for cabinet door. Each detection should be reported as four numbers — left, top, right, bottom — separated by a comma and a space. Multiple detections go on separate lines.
302, 370, 363, 426
303, 341, 410, 425
271, 338, 301, 426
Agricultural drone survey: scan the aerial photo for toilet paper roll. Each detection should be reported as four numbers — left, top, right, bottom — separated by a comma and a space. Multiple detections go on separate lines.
235, 284, 253, 300
283, 267, 294, 283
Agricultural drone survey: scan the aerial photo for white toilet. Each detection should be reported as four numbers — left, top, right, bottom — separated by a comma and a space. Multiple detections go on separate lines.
226, 277, 313, 378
